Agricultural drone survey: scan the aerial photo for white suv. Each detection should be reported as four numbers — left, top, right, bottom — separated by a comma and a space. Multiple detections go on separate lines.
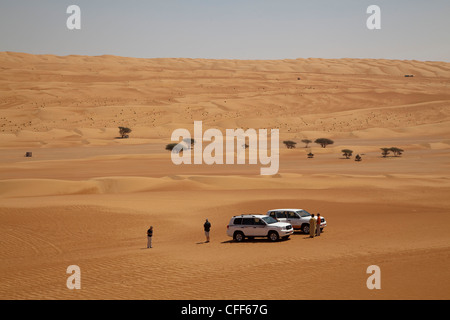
267, 209, 327, 234
227, 214, 293, 242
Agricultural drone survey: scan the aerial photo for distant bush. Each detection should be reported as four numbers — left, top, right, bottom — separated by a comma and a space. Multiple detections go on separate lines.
381, 147, 404, 157
182, 138, 196, 149
380, 148, 390, 158
355, 154, 362, 162
166, 143, 183, 154
341, 149, 353, 159
315, 138, 334, 148
301, 139, 312, 148
390, 147, 404, 157
283, 140, 297, 149
118, 126, 132, 139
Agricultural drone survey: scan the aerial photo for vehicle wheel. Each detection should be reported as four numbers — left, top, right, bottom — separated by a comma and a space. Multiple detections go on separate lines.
233, 231, 245, 242
268, 231, 279, 242
301, 224, 310, 234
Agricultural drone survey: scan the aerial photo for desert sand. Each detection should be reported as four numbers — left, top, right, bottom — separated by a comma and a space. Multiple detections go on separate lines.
0, 52, 449, 299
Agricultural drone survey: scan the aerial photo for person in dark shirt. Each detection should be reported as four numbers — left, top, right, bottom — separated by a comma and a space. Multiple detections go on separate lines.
147, 226, 153, 248
204, 219, 211, 243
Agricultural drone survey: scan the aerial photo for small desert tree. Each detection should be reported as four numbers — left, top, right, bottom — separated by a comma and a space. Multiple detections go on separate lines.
355, 154, 362, 162
301, 139, 312, 148
283, 140, 297, 149
182, 138, 196, 149
118, 126, 132, 139
342, 149, 353, 159
165, 143, 183, 154
315, 138, 334, 148
390, 147, 404, 157
380, 148, 390, 158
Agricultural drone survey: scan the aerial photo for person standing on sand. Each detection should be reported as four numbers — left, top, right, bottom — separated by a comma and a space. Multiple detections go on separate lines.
309, 214, 316, 238
316, 213, 321, 237
204, 219, 211, 243
147, 226, 153, 248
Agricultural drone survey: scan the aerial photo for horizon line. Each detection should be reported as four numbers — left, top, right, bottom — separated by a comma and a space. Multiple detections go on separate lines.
1, 51, 449, 64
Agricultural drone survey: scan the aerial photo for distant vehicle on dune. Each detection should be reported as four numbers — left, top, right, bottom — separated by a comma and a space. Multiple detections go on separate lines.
267, 209, 327, 234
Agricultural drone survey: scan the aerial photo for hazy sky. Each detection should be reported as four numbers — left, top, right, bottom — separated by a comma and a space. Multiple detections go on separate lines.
0, 0, 449, 61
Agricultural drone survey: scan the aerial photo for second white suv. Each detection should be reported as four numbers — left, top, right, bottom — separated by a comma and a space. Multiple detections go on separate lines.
227, 214, 293, 242
267, 209, 327, 234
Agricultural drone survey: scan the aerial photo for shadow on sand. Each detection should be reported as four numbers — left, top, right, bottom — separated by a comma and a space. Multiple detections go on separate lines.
221, 237, 291, 244
221, 231, 324, 243
196, 241, 210, 245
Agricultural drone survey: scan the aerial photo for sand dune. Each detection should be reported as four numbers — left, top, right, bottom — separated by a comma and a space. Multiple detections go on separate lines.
2, 52, 450, 143
1, 52, 450, 300
2, 172, 449, 199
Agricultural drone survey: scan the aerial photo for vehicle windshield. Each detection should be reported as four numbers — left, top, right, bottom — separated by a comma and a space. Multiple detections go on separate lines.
297, 210, 311, 217
262, 216, 278, 224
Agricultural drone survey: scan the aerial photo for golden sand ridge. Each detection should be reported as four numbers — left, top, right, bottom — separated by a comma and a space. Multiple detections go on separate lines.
0, 52, 450, 299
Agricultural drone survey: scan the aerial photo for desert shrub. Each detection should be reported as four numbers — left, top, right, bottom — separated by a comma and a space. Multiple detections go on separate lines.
301, 139, 312, 148
283, 140, 297, 149
341, 149, 353, 159
182, 138, 196, 149
381, 147, 404, 157
380, 148, 390, 157
118, 127, 132, 139
390, 147, 404, 157
315, 138, 334, 148
165, 143, 183, 154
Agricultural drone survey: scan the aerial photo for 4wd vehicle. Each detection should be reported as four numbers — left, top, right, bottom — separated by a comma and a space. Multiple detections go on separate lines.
227, 214, 293, 242
267, 209, 327, 234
